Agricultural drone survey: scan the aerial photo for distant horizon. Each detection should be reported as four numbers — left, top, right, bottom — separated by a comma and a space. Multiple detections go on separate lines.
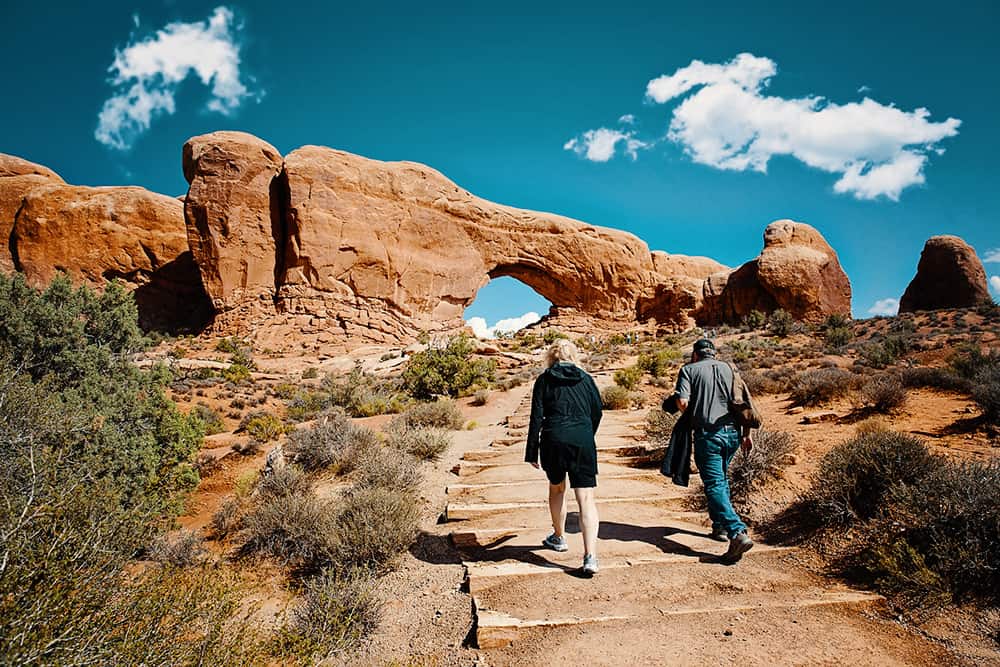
2, 1, 997, 327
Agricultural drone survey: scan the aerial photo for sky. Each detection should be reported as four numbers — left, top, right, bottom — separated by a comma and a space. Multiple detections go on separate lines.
2, 0, 999, 334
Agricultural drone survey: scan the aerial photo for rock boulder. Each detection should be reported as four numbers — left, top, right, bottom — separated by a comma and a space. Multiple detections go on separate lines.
0, 154, 64, 273
899, 235, 990, 312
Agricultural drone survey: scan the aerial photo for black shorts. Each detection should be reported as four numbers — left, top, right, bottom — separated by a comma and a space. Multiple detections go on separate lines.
540, 439, 598, 488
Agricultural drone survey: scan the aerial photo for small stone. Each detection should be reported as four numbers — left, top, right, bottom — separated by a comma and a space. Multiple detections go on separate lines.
723, 629, 733, 636
802, 411, 838, 424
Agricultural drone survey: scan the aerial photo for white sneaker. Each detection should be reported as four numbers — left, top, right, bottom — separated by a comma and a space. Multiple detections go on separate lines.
542, 533, 568, 552
582, 554, 599, 576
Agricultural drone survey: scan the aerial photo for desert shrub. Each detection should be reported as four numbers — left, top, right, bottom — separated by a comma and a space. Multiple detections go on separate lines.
386, 425, 451, 461
637, 347, 681, 377
823, 321, 853, 351
601, 385, 640, 410
644, 409, 678, 445
854, 416, 891, 437
729, 430, 796, 503
331, 486, 420, 571
242, 411, 285, 442
543, 329, 568, 344
240, 492, 339, 568
285, 408, 379, 473
860, 374, 908, 413
900, 367, 972, 392
302, 366, 319, 379
211, 497, 247, 538
215, 336, 244, 354
355, 446, 423, 493
767, 309, 795, 337
190, 401, 226, 435
788, 368, 858, 406
322, 366, 407, 417
742, 369, 780, 395
972, 364, 1000, 423
258, 464, 312, 499
878, 460, 1000, 605
725, 339, 753, 364
613, 365, 643, 390
273, 382, 298, 399
222, 362, 254, 385
806, 430, 937, 526
471, 388, 491, 406
401, 334, 495, 398
286, 388, 330, 422
398, 399, 464, 430
277, 567, 381, 661
949, 343, 1000, 379
147, 529, 207, 567
742, 309, 766, 330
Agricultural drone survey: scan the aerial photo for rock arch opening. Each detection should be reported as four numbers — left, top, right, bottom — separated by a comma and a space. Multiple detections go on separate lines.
464, 275, 552, 339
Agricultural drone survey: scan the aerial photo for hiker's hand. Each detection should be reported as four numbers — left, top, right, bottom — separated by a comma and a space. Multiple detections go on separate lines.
529, 461, 540, 469
741, 435, 753, 454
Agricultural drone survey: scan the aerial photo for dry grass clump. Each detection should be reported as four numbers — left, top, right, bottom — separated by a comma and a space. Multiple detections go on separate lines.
601, 385, 642, 410
644, 409, 678, 446
284, 408, 379, 473
147, 529, 207, 567
859, 373, 908, 414
240, 492, 339, 568
258, 463, 312, 499
385, 424, 452, 461
276, 567, 381, 661
972, 364, 1000, 424
788, 368, 858, 407
900, 366, 971, 392
330, 486, 421, 572
355, 446, 423, 494
190, 401, 226, 435
471, 388, 491, 406
398, 399, 464, 430
729, 430, 795, 503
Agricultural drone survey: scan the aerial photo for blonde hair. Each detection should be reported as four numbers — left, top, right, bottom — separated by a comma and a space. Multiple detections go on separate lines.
546, 338, 582, 368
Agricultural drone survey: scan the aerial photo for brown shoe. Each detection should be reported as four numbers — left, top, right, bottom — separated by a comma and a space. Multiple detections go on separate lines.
722, 531, 754, 563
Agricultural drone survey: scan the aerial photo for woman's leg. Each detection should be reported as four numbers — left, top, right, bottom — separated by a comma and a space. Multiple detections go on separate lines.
548, 479, 567, 537
573, 486, 599, 556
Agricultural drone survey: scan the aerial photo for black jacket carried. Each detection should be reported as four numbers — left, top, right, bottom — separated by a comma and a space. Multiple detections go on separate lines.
524, 363, 603, 465
660, 409, 693, 487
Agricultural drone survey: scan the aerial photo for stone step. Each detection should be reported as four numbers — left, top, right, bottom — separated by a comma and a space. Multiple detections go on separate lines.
461, 439, 652, 463
446, 470, 663, 494
447, 475, 674, 506
445, 492, 688, 522
474, 589, 883, 650
450, 459, 667, 483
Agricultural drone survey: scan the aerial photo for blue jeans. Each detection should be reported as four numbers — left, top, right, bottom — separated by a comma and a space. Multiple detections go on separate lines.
693, 425, 747, 539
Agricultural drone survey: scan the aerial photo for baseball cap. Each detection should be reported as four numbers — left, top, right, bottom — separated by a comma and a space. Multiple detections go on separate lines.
693, 338, 716, 353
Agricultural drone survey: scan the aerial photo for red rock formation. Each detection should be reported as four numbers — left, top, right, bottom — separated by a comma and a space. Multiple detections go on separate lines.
0, 154, 64, 273
899, 235, 990, 312
699, 220, 851, 323
182, 131, 285, 312
11, 181, 211, 330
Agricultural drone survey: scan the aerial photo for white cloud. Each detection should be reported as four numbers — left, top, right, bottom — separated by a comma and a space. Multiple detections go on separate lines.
867, 298, 900, 317
857, 85, 871, 94
95, 6, 256, 150
570, 52, 960, 200
983, 248, 1000, 263
466, 312, 541, 339
564, 127, 648, 162
990, 276, 1000, 293
618, 113, 635, 125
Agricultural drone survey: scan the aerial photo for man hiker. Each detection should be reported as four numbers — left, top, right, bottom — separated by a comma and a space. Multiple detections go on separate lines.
669, 338, 754, 563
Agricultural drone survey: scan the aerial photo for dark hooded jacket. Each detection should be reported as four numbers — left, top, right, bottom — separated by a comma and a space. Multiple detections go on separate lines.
524, 362, 603, 465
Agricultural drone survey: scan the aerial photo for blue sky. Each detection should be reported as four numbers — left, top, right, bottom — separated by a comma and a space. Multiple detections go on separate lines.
2, 1, 999, 328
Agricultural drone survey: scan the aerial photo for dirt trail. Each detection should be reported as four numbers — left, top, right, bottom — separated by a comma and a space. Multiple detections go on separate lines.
440, 370, 953, 666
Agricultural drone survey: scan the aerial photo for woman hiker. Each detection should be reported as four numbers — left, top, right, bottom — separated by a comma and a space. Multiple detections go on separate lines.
524, 339, 604, 575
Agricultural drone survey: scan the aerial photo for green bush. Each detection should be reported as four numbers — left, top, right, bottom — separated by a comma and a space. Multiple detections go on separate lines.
284, 408, 379, 473
243, 411, 285, 443
286, 388, 330, 422
742, 309, 766, 330
860, 374, 908, 414
190, 401, 226, 435
401, 334, 495, 398
729, 430, 795, 503
613, 365, 643, 390
397, 399, 464, 430
637, 347, 681, 377
322, 366, 407, 417
788, 368, 858, 406
215, 336, 244, 354
806, 430, 937, 526
302, 366, 319, 379
222, 362, 254, 385
823, 324, 853, 351
277, 567, 381, 662
767, 309, 795, 337
543, 329, 568, 344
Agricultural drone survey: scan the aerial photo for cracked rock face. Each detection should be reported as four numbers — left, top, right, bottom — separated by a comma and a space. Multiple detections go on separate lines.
899, 235, 990, 312
183, 131, 285, 311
